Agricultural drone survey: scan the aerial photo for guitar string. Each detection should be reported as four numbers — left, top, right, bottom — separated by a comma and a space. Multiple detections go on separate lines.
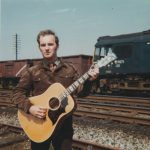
57, 53, 117, 104
58, 72, 89, 101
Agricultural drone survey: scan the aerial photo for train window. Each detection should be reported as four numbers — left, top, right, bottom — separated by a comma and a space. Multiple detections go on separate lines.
101, 47, 106, 56
100, 46, 113, 56
94, 46, 113, 61
108, 47, 113, 54
94, 47, 101, 61
113, 45, 133, 59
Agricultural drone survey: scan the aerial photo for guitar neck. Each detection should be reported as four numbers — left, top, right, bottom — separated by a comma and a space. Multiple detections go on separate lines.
58, 52, 117, 100
59, 72, 90, 99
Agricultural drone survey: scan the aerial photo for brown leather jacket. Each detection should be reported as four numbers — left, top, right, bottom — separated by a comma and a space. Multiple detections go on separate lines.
12, 58, 80, 113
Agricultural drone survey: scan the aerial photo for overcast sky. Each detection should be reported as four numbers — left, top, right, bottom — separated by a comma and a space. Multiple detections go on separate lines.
1, 0, 150, 61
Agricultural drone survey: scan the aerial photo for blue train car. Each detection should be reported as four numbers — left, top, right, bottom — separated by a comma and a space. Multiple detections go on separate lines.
93, 30, 150, 96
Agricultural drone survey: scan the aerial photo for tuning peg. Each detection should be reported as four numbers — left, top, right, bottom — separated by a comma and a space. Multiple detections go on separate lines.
107, 64, 110, 67
114, 60, 117, 64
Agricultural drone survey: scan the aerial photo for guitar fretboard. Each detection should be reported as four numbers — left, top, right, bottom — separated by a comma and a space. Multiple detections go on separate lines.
58, 52, 117, 101
59, 72, 89, 100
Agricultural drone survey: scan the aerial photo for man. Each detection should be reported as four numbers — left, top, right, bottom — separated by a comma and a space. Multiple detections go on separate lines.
12, 29, 99, 150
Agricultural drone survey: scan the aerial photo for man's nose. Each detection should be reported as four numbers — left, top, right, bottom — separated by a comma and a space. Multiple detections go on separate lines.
45, 44, 50, 50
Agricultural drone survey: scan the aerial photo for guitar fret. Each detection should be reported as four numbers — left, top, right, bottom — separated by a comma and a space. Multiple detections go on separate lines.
67, 87, 73, 94
69, 85, 75, 92
74, 81, 79, 87
64, 91, 69, 96
58, 94, 65, 100
78, 77, 84, 83
72, 83, 78, 90
83, 73, 89, 80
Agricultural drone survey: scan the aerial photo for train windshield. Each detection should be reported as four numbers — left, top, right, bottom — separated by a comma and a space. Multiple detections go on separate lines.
94, 44, 133, 62
94, 46, 113, 62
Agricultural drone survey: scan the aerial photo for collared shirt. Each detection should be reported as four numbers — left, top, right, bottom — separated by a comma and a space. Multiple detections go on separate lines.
12, 58, 79, 113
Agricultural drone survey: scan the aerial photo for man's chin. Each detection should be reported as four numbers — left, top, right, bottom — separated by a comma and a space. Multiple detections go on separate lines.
44, 55, 52, 59
43, 55, 55, 60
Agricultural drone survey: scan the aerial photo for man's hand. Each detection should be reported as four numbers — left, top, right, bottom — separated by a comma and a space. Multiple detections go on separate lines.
29, 105, 47, 119
88, 65, 99, 81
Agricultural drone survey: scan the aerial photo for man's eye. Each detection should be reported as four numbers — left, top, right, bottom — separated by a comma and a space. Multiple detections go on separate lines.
40, 44, 46, 47
48, 43, 53, 46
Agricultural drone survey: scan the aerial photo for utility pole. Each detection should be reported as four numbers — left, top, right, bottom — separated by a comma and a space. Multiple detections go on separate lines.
15, 34, 18, 60
13, 33, 21, 60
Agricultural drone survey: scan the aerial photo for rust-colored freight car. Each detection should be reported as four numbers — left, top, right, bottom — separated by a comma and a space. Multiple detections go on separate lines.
0, 59, 35, 88
0, 55, 92, 88
62, 55, 92, 75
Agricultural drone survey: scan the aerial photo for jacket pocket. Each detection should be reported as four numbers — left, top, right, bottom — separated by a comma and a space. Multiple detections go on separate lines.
32, 74, 50, 95
56, 74, 74, 87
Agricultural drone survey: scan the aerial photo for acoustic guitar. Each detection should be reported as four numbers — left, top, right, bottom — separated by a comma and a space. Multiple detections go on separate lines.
18, 52, 117, 142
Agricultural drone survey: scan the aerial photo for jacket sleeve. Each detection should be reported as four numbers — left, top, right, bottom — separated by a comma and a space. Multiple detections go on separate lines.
77, 80, 93, 97
11, 69, 33, 113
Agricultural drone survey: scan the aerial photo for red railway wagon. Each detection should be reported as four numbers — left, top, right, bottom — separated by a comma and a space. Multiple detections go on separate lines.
0, 55, 92, 88
62, 55, 92, 75
0, 59, 37, 88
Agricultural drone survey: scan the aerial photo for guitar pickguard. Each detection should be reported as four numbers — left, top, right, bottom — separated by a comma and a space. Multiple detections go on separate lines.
48, 97, 69, 124
48, 106, 65, 124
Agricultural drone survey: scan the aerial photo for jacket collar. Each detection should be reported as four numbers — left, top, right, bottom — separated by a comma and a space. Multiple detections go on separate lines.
42, 58, 65, 71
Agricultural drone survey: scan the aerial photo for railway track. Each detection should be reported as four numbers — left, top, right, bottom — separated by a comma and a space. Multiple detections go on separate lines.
0, 123, 119, 150
75, 95, 150, 126
0, 123, 27, 150
0, 89, 150, 125
72, 139, 120, 150
81, 95, 150, 107
0, 89, 14, 107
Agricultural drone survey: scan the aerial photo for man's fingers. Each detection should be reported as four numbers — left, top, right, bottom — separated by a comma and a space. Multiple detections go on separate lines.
36, 113, 46, 119
39, 107, 47, 110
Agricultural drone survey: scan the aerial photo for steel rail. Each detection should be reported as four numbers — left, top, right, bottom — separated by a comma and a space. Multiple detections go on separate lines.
0, 123, 120, 150
77, 101, 150, 115
86, 95, 150, 105
73, 139, 120, 150
74, 109, 150, 126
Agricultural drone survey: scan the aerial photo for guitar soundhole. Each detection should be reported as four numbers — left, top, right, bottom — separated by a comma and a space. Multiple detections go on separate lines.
49, 97, 60, 110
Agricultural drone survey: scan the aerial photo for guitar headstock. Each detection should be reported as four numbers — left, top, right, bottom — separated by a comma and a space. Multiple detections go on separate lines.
96, 52, 117, 68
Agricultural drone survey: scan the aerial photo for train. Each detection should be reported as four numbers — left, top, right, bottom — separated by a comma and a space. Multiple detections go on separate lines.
0, 55, 92, 89
1, 30, 150, 97
93, 29, 150, 97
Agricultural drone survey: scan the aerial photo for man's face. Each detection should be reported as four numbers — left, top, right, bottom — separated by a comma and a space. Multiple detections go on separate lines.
39, 35, 58, 60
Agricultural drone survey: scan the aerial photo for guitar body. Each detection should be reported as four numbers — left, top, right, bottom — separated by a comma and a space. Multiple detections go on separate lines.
18, 83, 75, 143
